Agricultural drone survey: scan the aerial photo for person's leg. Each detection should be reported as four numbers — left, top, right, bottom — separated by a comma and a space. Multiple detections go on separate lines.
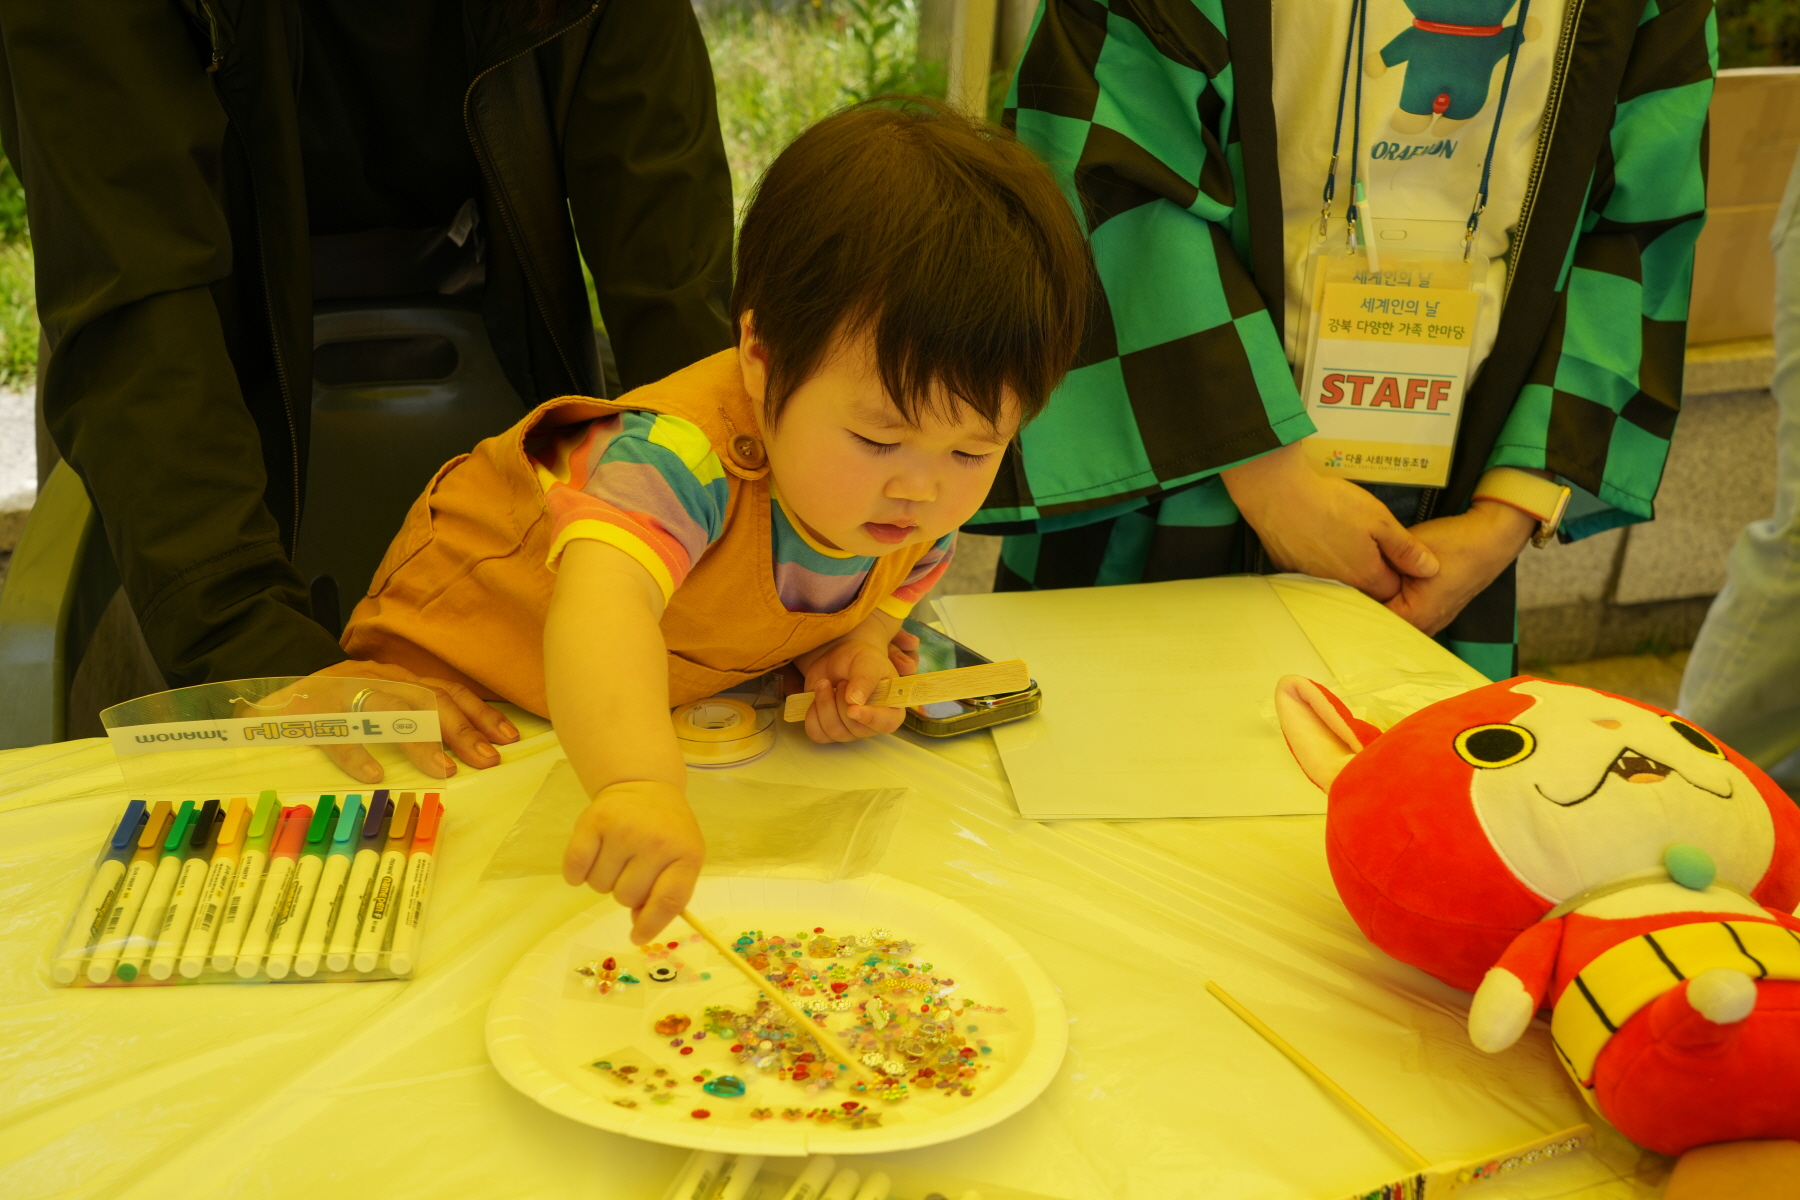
1680, 153, 1800, 766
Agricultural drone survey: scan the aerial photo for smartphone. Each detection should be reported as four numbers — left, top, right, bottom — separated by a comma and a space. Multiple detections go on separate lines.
899, 616, 1041, 737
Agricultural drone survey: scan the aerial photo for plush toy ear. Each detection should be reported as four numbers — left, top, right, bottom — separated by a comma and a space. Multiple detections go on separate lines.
1274, 675, 1381, 790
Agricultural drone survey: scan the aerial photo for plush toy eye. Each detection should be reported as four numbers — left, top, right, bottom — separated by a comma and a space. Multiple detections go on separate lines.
1455, 724, 1536, 768
1663, 715, 1723, 758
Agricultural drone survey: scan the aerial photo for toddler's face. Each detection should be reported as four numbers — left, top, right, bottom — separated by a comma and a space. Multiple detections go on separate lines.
741, 318, 1017, 557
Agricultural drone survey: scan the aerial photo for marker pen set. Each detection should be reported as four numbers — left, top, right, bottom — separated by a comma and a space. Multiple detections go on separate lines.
52, 789, 445, 986
660, 1154, 1061, 1200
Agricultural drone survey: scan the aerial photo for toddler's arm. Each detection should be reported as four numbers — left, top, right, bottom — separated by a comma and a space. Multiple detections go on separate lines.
793, 609, 912, 744
546, 539, 702, 943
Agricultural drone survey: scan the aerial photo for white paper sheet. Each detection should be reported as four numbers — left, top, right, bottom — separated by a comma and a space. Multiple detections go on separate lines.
936, 576, 1336, 819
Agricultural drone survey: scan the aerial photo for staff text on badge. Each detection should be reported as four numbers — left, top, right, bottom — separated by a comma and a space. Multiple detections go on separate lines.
1299, 282, 1480, 488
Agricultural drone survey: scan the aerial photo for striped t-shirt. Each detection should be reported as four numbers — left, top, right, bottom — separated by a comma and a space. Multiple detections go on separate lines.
531, 410, 954, 619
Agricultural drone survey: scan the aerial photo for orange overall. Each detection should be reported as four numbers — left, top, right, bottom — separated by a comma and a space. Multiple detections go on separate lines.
341, 350, 934, 716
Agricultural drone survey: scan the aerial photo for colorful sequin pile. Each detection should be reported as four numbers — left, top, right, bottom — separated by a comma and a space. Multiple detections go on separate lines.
710, 925, 1003, 1112
580, 925, 1005, 1126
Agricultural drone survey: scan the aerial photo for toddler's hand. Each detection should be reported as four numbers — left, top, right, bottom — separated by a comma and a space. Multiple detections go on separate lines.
803, 635, 904, 743
563, 780, 704, 943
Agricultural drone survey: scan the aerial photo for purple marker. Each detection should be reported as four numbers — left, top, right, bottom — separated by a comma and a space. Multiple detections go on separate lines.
326, 791, 392, 972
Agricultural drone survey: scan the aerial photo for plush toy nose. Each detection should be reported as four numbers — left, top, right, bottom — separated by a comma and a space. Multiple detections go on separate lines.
1591, 719, 1621, 730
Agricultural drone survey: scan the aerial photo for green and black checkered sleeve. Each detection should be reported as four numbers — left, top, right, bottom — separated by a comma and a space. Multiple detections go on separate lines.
1486, 0, 1715, 541
980, 0, 1311, 526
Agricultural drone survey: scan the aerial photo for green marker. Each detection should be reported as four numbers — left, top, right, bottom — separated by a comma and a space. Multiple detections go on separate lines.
296, 795, 365, 977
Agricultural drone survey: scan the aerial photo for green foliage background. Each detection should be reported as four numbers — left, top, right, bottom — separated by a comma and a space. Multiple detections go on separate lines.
0, 0, 1790, 389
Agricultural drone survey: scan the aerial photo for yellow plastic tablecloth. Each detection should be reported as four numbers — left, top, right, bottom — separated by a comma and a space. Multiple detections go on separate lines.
0, 580, 1671, 1199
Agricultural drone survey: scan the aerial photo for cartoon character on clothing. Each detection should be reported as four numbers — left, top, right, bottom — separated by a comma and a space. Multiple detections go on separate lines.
1276, 674, 1800, 1155
1367, 1, 1544, 134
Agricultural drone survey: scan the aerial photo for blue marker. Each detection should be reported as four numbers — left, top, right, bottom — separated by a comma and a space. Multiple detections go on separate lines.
52, 800, 148, 984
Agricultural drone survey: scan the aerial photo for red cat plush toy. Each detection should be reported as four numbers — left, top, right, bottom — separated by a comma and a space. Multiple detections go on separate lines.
1275, 674, 1800, 1155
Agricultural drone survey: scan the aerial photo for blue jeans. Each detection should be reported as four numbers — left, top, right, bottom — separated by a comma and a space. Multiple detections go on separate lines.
1680, 153, 1800, 775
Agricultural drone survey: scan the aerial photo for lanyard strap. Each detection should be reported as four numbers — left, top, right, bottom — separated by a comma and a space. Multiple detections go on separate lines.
1318, 0, 1366, 236
1467, 0, 1534, 257
1319, 0, 1535, 258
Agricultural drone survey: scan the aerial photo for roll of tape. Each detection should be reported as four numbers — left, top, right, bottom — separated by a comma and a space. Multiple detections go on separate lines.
672, 697, 775, 767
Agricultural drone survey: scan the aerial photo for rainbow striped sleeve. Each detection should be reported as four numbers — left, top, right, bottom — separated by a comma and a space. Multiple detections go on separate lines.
877, 532, 956, 620
531, 411, 729, 601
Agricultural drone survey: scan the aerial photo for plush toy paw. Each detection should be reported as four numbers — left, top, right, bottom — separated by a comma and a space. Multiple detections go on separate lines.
1469, 967, 1536, 1052
1687, 968, 1759, 1025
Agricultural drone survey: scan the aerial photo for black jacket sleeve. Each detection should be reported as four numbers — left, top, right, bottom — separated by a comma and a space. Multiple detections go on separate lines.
563, 0, 734, 390
0, 0, 345, 686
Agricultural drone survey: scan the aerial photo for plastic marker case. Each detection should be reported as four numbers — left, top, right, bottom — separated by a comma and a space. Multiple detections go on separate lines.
47, 676, 451, 988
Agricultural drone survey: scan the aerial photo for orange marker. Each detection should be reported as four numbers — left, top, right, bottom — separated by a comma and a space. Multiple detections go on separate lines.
386, 794, 442, 976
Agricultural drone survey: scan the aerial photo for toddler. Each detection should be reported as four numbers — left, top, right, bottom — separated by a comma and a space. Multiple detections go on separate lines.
342, 102, 1089, 940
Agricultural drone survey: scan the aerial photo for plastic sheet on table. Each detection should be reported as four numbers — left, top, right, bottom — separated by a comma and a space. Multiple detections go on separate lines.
482, 758, 909, 883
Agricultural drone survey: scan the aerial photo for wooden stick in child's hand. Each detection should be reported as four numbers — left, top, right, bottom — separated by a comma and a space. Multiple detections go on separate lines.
680, 909, 868, 1079
782, 659, 1031, 722
1206, 981, 1430, 1170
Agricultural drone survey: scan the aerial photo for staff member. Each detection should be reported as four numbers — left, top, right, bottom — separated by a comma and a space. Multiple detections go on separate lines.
985, 0, 1711, 679
2, 0, 733, 756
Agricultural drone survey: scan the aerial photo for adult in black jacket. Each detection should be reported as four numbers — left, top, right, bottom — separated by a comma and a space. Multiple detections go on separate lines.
0, 0, 733, 758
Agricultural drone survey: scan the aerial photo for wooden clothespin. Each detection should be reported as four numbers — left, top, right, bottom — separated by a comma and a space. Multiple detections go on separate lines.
782, 659, 1030, 722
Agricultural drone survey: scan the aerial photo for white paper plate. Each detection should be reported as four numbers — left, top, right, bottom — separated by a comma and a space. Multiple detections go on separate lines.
485, 874, 1066, 1155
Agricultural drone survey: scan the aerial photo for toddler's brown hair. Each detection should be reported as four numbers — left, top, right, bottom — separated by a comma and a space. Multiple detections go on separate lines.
732, 100, 1090, 430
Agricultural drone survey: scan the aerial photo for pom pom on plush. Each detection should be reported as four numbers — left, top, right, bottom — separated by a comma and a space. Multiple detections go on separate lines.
1688, 969, 1758, 1026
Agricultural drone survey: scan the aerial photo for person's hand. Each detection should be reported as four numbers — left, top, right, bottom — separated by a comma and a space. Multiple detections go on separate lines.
1665, 1140, 1800, 1199
1383, 500, 1535, 634
802, 634, 905, 743
303, 660, 519, 783
1222, 442, 1439, 602
563, 779, 704, 943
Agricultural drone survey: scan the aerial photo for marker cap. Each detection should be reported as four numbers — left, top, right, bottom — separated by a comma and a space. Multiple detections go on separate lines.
190, 799, 221, 850
273, 807, 311, 858
163, 800, 197, 853
215, 797, 250, 849
248, 791, 281, 839
331, 795, 366, 849
109, 800, 149, 853
387, 793, 418, 847
139, 801, 174, 851
410, 794, 444, 853
362, 791, 393, 843
304, 797, 339, 851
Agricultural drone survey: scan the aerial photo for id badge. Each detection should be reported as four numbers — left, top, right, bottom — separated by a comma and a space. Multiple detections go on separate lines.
1295, 221, 1487, 488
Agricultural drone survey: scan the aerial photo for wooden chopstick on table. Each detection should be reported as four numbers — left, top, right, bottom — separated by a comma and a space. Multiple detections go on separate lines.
681, 909, 869, 1079
1206, 981, 1429, 1171
782, 659, 1031, 721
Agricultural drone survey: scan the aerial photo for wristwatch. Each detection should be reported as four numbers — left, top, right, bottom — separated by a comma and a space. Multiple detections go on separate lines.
1473, 467, 1572, 548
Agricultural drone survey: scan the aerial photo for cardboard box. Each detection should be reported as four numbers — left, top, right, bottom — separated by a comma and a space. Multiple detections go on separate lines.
1689, 67, 1800, 345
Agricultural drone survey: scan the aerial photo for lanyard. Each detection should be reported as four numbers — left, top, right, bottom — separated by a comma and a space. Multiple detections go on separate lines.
1317, 0, 1535, 260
